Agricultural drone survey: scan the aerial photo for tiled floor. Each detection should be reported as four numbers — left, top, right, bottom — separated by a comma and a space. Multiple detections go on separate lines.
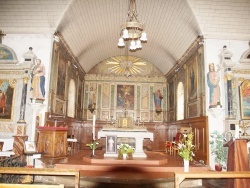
50, 149, 214, 188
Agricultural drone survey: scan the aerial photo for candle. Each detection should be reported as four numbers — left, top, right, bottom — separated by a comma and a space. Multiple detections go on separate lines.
93, 115, 96, 140
235, 124, 239, 139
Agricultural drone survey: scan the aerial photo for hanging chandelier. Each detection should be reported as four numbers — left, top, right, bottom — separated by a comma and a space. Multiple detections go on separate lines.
117, 0, 147, 51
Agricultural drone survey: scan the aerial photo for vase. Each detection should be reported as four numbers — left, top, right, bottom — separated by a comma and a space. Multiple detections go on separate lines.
183, 159, 189, 172
91, 149, 95, 157
123, 154, 127, 159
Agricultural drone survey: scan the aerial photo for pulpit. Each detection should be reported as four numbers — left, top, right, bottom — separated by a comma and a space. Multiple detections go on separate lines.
37, 126, 68, 167
225, 139, 250, 188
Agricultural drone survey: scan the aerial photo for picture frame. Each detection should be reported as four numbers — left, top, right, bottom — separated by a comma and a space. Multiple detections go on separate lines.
168, 78, 175, 110
0, 79, 15, 121
54, 98, 65, 115
106, 135, 117, 154
240, 80, 250, 119
24, 141, 37, 154
186, 56, 198, 102
116, 84, 135, 110
0, 142, 3, 151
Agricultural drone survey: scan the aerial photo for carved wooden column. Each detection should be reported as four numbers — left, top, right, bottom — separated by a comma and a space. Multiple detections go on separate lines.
13, 135, 28, 162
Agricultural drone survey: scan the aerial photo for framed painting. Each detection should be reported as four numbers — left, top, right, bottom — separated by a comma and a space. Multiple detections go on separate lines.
240, 80, 250, 119
24, 141, 37, 154
54, 98, 65, 115
77, 78, 83, 108
56, 56, 66, 99
106, 135, 117, 154
187, 56, 198, 102
116, 84, 134, 110
0, 142, 3, 151
168, 79, 175, 110
0, 79, 14, 121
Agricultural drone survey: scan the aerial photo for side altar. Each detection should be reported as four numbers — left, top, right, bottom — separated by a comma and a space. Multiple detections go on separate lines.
98, 128, 153, 158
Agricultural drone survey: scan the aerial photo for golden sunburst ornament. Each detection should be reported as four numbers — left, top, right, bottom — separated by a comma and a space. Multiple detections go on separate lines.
106, 56, 146, 77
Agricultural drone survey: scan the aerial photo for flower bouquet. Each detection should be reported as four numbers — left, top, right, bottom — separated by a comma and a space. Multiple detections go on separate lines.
177, 132, 195, 172
117, 143, 134, 159
178, 132, 195, 161
86, 139, 99, 156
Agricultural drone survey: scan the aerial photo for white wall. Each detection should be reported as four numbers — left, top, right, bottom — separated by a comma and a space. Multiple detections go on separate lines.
3, 34, 53, 141
204, 38, 249, 169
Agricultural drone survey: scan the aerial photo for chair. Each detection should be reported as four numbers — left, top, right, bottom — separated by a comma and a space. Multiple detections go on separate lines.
170, 132, 182, 156
67, 135, 78, 155
165, 141, 172, 154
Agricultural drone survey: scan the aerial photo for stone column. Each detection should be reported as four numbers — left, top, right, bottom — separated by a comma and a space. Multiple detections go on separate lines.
18, 76, 29, 123
225, 68, 234, 119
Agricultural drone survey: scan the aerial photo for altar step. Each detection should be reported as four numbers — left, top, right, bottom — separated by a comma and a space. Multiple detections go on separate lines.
51, 150, 211, 187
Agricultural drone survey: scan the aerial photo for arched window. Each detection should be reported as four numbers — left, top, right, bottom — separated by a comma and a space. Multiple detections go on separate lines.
67, 79, 76, 118
177, 82, 184, 120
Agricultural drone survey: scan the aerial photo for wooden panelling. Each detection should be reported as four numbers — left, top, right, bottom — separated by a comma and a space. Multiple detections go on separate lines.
64, 116, 208, 164
167, 116, 209, 164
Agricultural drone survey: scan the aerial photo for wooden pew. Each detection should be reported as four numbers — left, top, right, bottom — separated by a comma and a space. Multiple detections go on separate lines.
0, 167, 79, 188
0, 184, 64, 188
175, 171, 250, 188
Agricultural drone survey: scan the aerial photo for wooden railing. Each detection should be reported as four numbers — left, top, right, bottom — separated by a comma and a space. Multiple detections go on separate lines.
175, 171, 250, 188
0, 167, 79, 188
0, 184, 64, 188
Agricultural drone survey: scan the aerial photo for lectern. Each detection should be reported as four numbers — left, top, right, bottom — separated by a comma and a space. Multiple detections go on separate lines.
37, 126, 68, 167
225, 139, 250, 188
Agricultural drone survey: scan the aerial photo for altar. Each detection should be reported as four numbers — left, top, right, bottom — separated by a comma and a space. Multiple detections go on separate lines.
98, 128, 153, 158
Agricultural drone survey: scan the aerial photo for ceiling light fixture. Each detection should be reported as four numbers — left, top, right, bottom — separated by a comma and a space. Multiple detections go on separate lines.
117, 0, 147, 51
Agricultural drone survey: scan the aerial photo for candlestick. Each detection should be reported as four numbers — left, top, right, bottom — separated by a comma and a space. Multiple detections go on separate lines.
93, 115, 96, 140
235, 124, 239, 139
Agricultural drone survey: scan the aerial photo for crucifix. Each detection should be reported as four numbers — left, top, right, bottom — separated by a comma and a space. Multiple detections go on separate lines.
0, 30, 6, 43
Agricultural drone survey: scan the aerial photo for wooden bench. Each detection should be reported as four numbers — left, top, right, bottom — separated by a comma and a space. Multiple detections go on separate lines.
0, 167, 79, 188
175, 171, 250, 188
0, 183, 64, 188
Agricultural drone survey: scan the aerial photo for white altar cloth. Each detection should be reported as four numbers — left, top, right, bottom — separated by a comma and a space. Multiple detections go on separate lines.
98, 128, 153, 158
0, 137, 14, 151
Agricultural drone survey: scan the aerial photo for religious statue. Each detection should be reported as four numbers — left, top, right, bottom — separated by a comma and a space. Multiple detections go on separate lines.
207, 63, 220, 108
108, 137, 114, 152
30, 58, 46, 99
153, 89, 163, 111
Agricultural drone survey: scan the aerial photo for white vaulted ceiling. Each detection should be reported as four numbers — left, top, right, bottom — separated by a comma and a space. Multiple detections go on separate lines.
0, 0, 250, 75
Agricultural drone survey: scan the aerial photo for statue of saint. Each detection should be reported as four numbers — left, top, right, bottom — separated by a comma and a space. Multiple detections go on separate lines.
30, 59, 46, 99
207, 63, 220, 108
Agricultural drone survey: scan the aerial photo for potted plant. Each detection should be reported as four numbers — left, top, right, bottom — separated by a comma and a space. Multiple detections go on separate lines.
210, 130, 227, 171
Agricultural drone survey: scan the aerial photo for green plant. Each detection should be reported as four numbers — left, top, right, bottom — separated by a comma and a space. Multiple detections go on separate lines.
117, 143, 134, 155
178, 132, 195, 161
86, 139, 99, 150
210, 130, 227, 166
